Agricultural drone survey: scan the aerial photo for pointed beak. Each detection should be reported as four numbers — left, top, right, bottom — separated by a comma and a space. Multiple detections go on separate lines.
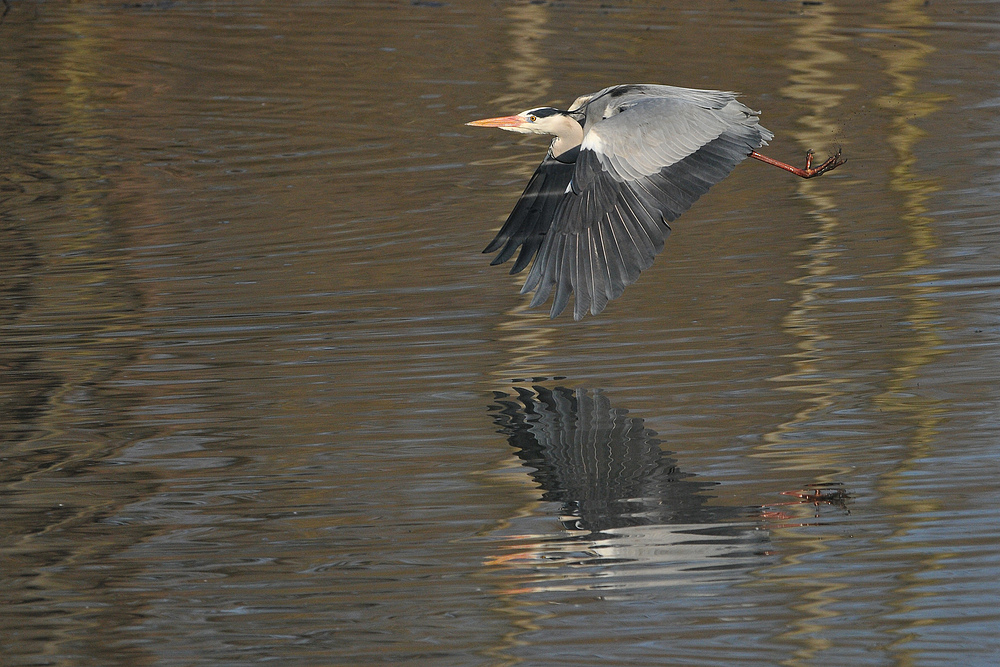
466, 115, 525, 128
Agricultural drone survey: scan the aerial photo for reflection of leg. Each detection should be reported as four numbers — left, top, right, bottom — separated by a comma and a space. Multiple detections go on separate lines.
750, 147, 845, 179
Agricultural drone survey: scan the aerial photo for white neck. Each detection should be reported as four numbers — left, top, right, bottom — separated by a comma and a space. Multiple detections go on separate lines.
546, 116, 584, 158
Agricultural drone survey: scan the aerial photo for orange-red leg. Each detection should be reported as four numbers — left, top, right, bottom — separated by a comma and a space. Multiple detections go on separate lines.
750, 147, 845, 179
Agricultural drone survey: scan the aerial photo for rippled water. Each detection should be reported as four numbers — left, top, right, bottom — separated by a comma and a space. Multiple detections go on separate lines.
3, 0, 1000, 664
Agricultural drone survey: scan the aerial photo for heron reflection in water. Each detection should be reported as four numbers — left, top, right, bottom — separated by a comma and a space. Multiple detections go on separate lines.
488, 386, 768, 583
469, 83, 845, 319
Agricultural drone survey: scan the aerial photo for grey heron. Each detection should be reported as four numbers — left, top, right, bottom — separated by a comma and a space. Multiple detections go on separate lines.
468, 83, 845, 320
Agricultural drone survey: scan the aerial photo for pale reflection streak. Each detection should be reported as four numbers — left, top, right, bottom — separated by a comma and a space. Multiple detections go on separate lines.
756, 4, 854, 475
757, 2, 947, 663
753, 5, 856, 663
477, 7, 561, 663
6, 21, 128, 520
484, 3, 561, 385
487, 4, 553, 111
2, 12, 152, 664
868, 1, 948, 661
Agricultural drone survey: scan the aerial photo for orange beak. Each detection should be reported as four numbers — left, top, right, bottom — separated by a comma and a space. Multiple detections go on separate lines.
466, 115, 525, 128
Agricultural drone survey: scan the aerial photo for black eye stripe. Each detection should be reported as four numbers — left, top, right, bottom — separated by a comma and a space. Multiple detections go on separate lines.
525, 107, 561, 118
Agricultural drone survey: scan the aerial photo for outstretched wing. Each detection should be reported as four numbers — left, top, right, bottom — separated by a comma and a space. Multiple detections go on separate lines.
526, 90, 772, 319
483, 150, 577, 275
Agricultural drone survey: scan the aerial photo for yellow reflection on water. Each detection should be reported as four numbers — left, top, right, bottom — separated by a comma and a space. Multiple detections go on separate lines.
488, 4, 554, 111
5, 13, 144, 501
2, 9, 155, 665
476, 6, 563, 663
483, 2, 562, 386
869, 1, 950, 662
489, 302, 560, 383
756, 0, 948, 663
750, 7, 857, 660
756, 3, 854, 476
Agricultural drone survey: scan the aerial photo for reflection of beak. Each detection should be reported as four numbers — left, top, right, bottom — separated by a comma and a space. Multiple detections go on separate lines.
466, 115, 524, 128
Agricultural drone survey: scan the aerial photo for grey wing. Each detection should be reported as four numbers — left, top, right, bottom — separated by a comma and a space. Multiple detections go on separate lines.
568, 83, 741, 115
522, 94, 773, 320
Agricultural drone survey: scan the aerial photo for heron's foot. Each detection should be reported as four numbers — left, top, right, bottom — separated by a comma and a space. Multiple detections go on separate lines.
749, 147, 846, 179
799, 147, 845, 179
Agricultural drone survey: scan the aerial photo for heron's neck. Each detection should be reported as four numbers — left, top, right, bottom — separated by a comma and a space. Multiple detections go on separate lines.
547, 115, 584, 158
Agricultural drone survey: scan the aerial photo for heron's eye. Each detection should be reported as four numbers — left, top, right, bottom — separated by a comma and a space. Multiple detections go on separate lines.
529, 115, 537, 122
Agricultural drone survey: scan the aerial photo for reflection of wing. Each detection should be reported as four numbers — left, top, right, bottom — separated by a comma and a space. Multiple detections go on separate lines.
489, 386, 743, 533
489, 84, 773, 320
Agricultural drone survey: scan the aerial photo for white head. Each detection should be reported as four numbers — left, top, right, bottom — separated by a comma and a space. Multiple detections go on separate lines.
467, 107, 584, 156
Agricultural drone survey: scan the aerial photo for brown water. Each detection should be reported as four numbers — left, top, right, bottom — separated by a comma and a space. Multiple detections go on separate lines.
3, 0, 1000, 664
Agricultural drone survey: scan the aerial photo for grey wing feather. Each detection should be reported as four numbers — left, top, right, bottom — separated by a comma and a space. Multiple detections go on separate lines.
568, 83, 739, 114
580, 95, 771, 183
521, 86, 773, 320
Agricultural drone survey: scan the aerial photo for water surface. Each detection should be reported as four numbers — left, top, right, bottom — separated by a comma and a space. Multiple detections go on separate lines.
2, 1, 1000, 665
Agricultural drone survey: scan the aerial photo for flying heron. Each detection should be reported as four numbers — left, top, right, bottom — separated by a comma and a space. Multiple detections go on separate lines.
467, 83, 845, 320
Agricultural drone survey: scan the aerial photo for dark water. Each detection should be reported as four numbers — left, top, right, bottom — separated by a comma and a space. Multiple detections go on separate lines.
3, 0, 1000, 664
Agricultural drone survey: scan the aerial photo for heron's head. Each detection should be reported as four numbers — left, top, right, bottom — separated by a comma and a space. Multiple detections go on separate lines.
466, 107, 579, 137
